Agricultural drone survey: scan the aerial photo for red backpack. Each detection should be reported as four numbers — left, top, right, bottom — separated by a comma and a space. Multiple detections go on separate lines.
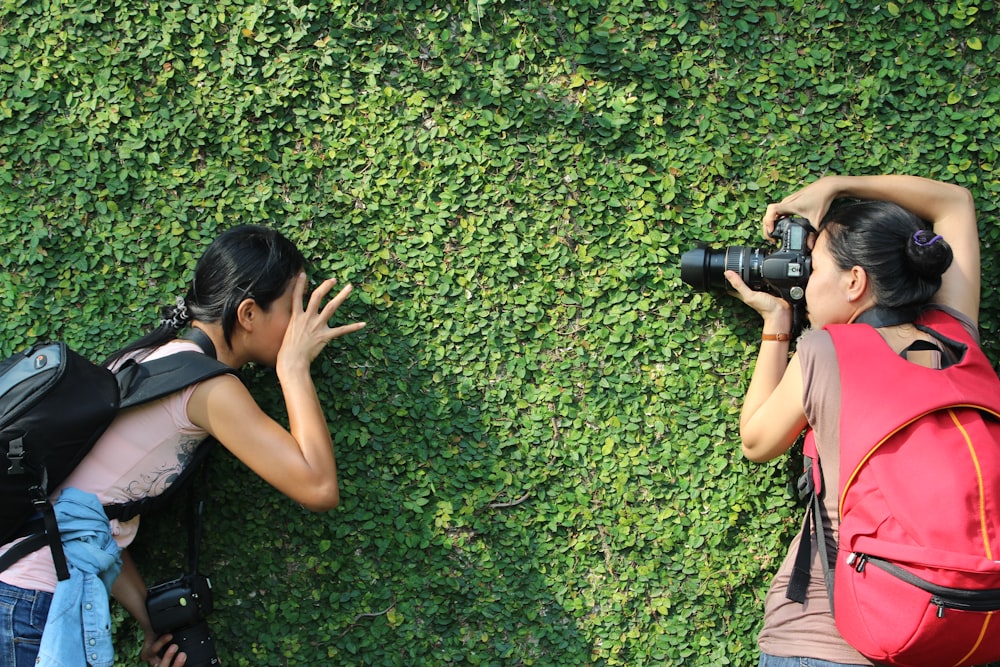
790, 308, 1000, 667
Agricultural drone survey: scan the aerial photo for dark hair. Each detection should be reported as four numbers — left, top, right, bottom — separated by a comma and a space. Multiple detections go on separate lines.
105, 225, 305, 366
819, 200, 953, 310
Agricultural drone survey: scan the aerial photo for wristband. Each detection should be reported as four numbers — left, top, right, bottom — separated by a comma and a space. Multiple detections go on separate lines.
762, 333, 791, 342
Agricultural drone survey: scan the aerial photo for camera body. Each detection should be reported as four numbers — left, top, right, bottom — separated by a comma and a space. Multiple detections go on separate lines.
146, 573, 220, 667
680, 216, 814, 337
680, 216, 813, 303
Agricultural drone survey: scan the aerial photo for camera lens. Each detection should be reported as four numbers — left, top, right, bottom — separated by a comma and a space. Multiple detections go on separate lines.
680, 247, 720, 290
681, 246, 765, 291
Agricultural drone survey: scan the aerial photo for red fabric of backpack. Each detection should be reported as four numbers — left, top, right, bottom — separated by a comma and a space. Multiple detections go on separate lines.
812, 309, 1000, 667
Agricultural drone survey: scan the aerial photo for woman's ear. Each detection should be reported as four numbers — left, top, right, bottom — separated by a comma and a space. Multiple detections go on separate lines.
846, 265, 870, 303
235, 298, 257, 332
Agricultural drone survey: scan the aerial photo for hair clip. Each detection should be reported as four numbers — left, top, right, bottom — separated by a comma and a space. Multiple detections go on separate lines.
912, 231, 943, 247
160, 296, 190, 330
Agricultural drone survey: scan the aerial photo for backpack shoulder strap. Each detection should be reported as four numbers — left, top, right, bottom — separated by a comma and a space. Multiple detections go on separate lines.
181, 327, 216, 360
787, 452, 836, 610
117, 354, 234, 409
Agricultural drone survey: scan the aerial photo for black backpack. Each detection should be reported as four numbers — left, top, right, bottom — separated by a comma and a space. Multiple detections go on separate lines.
0, 330, 233, 580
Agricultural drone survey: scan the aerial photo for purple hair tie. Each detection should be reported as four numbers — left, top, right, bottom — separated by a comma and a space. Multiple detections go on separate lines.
913, 231, 943, 247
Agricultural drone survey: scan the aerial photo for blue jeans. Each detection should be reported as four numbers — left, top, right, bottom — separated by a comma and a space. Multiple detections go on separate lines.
0, 581, 52, 667
759, 654, 870, 667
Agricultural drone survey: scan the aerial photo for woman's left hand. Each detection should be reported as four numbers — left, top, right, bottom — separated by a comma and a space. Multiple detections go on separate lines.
142, 633, 186, 666
278, 273, 367, 373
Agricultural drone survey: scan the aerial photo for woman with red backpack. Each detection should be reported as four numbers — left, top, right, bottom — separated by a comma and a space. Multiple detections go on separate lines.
724, 175, 984, 666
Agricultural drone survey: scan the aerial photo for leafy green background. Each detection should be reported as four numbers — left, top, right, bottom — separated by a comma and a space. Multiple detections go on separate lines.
2, 0, 999, 664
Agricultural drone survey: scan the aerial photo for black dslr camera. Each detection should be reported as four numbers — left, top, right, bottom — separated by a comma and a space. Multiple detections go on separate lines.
680, 216, 814, 336
146, 573, 220, 666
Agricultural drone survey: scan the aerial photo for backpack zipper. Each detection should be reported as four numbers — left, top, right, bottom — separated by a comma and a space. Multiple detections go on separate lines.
848, 553, 1000, 617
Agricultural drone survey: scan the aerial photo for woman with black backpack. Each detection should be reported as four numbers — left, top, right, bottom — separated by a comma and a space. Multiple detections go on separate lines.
0, 225, 365, 666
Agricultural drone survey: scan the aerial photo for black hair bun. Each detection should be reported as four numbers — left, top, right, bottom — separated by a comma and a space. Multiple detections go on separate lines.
905, 229, 953, 280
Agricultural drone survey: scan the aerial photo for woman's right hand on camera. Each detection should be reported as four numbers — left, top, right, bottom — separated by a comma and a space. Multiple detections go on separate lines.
142, 633, 185, 666
724, 270, 793, 332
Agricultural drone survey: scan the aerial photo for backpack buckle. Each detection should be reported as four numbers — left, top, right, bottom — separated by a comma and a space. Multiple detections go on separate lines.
6, 437, 25, 475
28, 467, 49, 508
795, 469, 814, 500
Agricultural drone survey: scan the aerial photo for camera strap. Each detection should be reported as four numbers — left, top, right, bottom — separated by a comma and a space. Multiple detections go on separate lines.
182, 327, 214, 576
854, 305, 919, 328
187, 468, 206, 575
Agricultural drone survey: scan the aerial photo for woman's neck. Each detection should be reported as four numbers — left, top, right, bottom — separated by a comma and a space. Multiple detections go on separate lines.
190, 323, 244, 368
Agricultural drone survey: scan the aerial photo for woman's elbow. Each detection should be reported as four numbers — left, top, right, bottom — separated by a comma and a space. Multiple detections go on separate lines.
300, 482, 340, 512
950, 183, 975, 208
739, 428, 780, 463
741, 441, 774, 463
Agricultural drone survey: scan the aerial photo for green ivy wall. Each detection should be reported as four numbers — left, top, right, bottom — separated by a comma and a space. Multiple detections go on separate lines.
2, 0, 998, 664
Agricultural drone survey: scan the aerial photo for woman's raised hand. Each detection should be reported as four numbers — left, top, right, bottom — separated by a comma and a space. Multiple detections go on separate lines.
762, 176, 842, 239
278, 273, 366, 372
